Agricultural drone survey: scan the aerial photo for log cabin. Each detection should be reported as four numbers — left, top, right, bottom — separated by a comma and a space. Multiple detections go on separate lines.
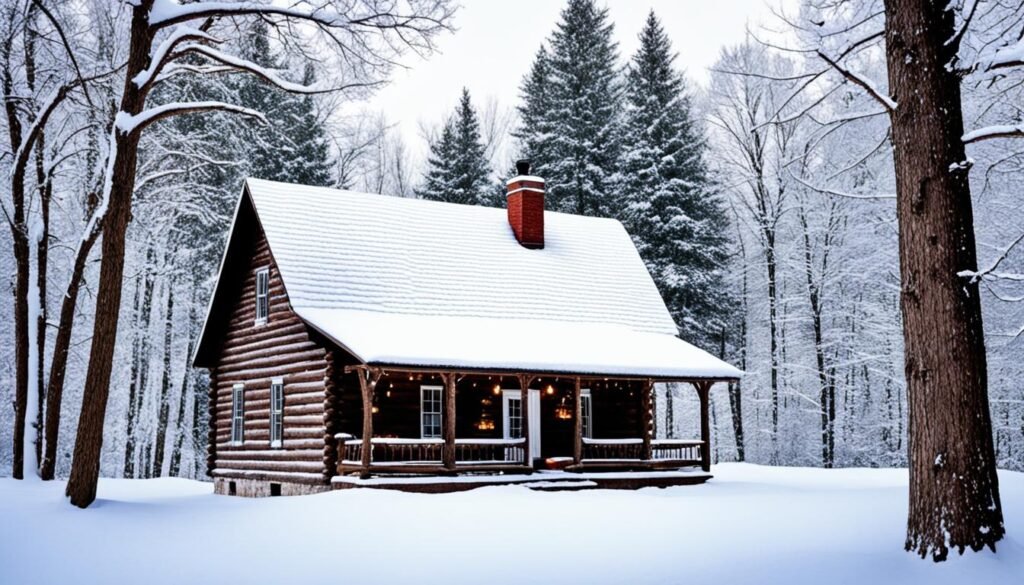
192, 161, 741, 496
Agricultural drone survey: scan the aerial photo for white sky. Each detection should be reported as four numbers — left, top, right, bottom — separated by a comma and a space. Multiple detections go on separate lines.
361, 0, 792, 166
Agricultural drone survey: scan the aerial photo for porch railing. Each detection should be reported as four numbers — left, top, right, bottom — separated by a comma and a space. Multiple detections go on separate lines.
337, 435, 526, 473
580, 438, 703, 468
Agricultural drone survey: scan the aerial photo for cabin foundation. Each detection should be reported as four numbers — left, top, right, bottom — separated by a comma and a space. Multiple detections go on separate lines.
213, 477, 330, 498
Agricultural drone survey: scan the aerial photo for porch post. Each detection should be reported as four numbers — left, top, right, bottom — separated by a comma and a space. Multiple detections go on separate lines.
517, 374, 534, 469
358, 368, 382, 479
441, 372, 457, 472
572, 377, 583, 465
695, 381, 712, 472
641, 379, 654, 462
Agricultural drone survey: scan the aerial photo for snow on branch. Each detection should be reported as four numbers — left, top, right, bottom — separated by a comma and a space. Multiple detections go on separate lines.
962, 124, 1024, 144
789, 171, 896, 200
115, 101, 267, 135
816, 50, 897, 112
148, 0, 453, 35
173, 44, 360, 94
958, 231, 1024, 283
132, 27, 222, 89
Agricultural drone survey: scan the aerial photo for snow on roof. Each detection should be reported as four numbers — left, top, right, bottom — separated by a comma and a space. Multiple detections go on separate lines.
238, 178, 740, 379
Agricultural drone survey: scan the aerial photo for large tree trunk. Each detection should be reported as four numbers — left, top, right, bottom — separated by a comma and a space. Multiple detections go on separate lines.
883, 0, 1004, 560
66, 2, 154, 508
152, 278, 175, 477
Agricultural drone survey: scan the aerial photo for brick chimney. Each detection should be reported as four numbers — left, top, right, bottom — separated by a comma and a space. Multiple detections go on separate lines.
506, 160, 545, 249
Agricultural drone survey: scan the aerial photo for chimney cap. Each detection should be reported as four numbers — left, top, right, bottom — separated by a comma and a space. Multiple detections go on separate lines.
515, 159, 531, 176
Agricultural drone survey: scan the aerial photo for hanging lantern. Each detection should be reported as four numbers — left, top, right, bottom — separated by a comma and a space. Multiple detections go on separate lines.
554, 397, 572, 420
492, 384, 501, 395
545, 384, 555, 395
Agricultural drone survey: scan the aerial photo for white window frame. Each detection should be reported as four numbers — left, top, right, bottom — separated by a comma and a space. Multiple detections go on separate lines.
254, 267, 270, 325
420, 385, 443, 439
269, 378, 284, 448
230, 383, 245, 444
580, 388, 593, 439
502, 389, 523, 440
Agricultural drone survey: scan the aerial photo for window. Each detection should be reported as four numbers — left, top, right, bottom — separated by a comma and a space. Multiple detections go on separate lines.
231, 383, 245, 444
254, 268, 269, 324
580, 389, 593, 439
420, 385, 443, 438
270, 378, 284, 448
503, 391, 523, 439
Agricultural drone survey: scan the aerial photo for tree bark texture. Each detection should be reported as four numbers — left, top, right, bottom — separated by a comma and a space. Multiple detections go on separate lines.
66, 2, 155, 507
883, 0, 1004, 560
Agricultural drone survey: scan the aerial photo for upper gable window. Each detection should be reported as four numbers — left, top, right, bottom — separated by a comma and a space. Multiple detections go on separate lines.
255, 268, 270, 324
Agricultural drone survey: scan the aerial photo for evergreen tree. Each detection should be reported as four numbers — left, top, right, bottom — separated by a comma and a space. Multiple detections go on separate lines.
621, 11, 733, 345
417, 88, 493, 205
237, 22, 333, 186
514, 0, 622, 217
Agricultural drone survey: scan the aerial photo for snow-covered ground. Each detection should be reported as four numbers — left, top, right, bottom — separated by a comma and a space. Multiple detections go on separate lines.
2, 463, 1022, 585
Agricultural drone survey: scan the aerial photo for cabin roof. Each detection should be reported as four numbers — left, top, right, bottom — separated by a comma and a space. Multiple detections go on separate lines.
194, 178, 741, 379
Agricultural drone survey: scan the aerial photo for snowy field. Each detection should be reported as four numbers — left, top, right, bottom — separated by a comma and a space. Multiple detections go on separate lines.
2, 464, 1022, 585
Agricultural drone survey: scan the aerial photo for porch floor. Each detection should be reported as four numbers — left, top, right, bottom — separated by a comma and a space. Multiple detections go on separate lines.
330, 469, 712, 493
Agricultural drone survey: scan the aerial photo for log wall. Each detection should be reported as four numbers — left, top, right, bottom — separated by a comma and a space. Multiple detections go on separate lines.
209, 229, 331, 487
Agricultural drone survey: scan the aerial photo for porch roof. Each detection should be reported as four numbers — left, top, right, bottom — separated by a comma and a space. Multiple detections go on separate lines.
301, 308, 741, 379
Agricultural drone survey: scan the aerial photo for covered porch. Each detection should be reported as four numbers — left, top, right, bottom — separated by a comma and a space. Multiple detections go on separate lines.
335, 365, 724, 484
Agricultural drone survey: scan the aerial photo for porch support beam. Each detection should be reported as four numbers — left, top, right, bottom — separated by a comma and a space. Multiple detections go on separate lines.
573, 377, 583, 465
693, 381, 712, 472
357, 367, 383, 479
516, 374, 535, 469
440, 372, 457, 472
641, 379, 654, 461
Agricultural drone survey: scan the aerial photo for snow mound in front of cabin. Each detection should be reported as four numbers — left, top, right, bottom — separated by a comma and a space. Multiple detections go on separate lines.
1, 464, 1022, 585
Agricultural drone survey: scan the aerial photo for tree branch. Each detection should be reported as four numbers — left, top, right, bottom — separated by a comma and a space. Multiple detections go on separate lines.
115, 101, 267, 135
816, 49, 897, 112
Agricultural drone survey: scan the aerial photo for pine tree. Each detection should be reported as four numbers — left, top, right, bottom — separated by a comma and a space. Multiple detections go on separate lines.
237, 22, 333, 186
621, 11, 732, 346
515, 0, 622, 217
416, 88, 493, 205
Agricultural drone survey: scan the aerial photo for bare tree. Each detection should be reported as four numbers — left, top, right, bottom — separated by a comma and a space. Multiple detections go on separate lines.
63, 0, 454, 507
764, 0, 1006, 560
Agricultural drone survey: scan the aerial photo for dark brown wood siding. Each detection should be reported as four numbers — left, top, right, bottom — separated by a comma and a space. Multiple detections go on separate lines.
210, 228, 330, 485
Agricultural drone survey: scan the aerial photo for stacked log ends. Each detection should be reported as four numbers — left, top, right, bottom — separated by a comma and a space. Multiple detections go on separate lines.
322, 350, 340, 481
206, 368, 218, 477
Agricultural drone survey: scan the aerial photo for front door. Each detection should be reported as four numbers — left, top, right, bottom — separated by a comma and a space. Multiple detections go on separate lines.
503, 389, 541, 460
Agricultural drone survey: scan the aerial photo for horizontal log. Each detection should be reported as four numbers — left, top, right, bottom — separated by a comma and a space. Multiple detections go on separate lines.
217, 427, 323, 442
216, 372, 326, 393
212, 459, 324, 473
220, 322, 308, 352
216, 360, 325, 380
218, 438, 324, 451
219, 339, 320, 367
217, 449, 324, 461
217, 348, 325, 370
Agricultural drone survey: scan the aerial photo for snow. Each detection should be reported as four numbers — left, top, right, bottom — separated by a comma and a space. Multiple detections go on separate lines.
2, 464, 1022, 584
115, 102, 267, 134
963, 124, 1024, 143
214, 178, 740, 379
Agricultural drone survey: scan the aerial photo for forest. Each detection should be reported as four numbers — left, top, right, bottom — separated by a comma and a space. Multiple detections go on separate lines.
0, 0, 1021, 561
